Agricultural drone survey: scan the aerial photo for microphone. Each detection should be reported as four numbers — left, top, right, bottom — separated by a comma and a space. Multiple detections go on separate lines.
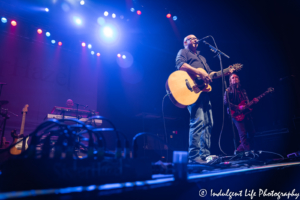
196, 36, 210, 43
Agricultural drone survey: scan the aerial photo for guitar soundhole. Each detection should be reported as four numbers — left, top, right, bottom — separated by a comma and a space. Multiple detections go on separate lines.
195, 77, 204, 86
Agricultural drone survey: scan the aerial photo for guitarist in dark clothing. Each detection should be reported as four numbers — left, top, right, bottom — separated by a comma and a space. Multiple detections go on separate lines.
224, 74, 259, 153
176, 34, 235, 164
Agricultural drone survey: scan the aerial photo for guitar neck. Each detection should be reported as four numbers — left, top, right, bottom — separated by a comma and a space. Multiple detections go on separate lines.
246, 91, 269, 108
19, 112, 27, 136
210, 68, 231, 79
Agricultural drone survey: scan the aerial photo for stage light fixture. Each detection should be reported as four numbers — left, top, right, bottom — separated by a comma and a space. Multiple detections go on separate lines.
82, 42, 86, 47
91, 51, 94, 55
80, 0, 85, 5
58, 41, 62, 46
1, 17, 7, 23
173, 16, 177, 21
130, 8, 135, 12
104, 11, 109, 16
74, 17, 82, 25
88, 44, 92, 49
97, 53, 100, 56
166, 14, 171, 18
45, 8, 49, 12
37, 29, 42, 34
11, 20, 17, 26
117, 54, 121, 58
122, 55, 126, 59
137, 10, 141, 15
103, 26, 113, 37
46, 32, 50, 37
112, 13, 116, 18
51, 40, 56, 44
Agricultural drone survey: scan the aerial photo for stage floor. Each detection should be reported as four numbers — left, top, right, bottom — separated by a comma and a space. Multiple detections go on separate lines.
0, 160, 299, 199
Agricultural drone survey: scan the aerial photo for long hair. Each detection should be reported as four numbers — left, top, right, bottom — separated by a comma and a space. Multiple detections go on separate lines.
227, 73, 249, 103
228, 73, 241, 91
227, 74, 243, 104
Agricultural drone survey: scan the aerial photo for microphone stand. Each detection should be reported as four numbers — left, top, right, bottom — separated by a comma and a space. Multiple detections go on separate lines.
203, 40, 238, 152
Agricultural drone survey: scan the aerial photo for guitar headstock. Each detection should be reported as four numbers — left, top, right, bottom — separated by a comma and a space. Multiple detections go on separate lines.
267, 87, 275, 93
230, 63, 243, 72
22, 104, 29, 113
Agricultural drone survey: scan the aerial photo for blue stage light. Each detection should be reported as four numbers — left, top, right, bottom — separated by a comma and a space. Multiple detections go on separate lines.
91, 51, 94, 55
45, 8, 49, 12
103, 27, 113, 37
80, 0, 85, 5
173, 16, 177, 21
51, 40, 56, 44
130, 8, 135, 12
88, 44, 92, 49
112, 13, 116, 18
99, 24, 119, 43
122, 55, 126, 59
46, 32, 50, 37
104, 11, 109, 17
73, 17, 82, 25
1, 17, 7, 23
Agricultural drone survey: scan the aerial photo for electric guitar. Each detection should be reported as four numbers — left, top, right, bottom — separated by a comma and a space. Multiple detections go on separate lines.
10, 104, 29, 155
231, 87, 274, 121
166, 63, 243, 108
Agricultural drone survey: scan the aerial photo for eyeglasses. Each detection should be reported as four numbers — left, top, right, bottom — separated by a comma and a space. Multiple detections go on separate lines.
186, 37, 198, 41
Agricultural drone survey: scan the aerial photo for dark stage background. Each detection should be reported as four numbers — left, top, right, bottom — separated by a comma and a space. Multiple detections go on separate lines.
0, 0, 300, 159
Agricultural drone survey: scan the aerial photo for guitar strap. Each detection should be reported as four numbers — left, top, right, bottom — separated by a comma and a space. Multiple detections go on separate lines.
242, 89, 250, 104
198, 54, 210, 72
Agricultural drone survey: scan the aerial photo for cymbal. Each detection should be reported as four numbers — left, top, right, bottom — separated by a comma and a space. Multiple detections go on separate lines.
0, 100, 8, 106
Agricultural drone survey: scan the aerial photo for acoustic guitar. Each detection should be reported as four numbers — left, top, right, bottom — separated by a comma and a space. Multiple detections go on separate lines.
10, 104, 29, 155
231, 87, 274, 121
166, 64, 243, 108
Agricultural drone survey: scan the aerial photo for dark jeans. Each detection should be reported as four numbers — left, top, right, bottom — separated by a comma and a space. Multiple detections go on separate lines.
187, 92, 213, 160
232, 118, 255, 151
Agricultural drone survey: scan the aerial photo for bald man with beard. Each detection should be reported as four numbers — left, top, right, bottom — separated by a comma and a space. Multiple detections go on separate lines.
175, 34, 234, 164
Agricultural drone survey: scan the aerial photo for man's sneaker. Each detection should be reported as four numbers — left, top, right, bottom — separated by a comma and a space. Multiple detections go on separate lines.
205, 155, 219, 164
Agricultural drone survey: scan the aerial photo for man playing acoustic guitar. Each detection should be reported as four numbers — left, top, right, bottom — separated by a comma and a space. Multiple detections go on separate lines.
224, 74, 259, 154
175, 34, 235, 164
